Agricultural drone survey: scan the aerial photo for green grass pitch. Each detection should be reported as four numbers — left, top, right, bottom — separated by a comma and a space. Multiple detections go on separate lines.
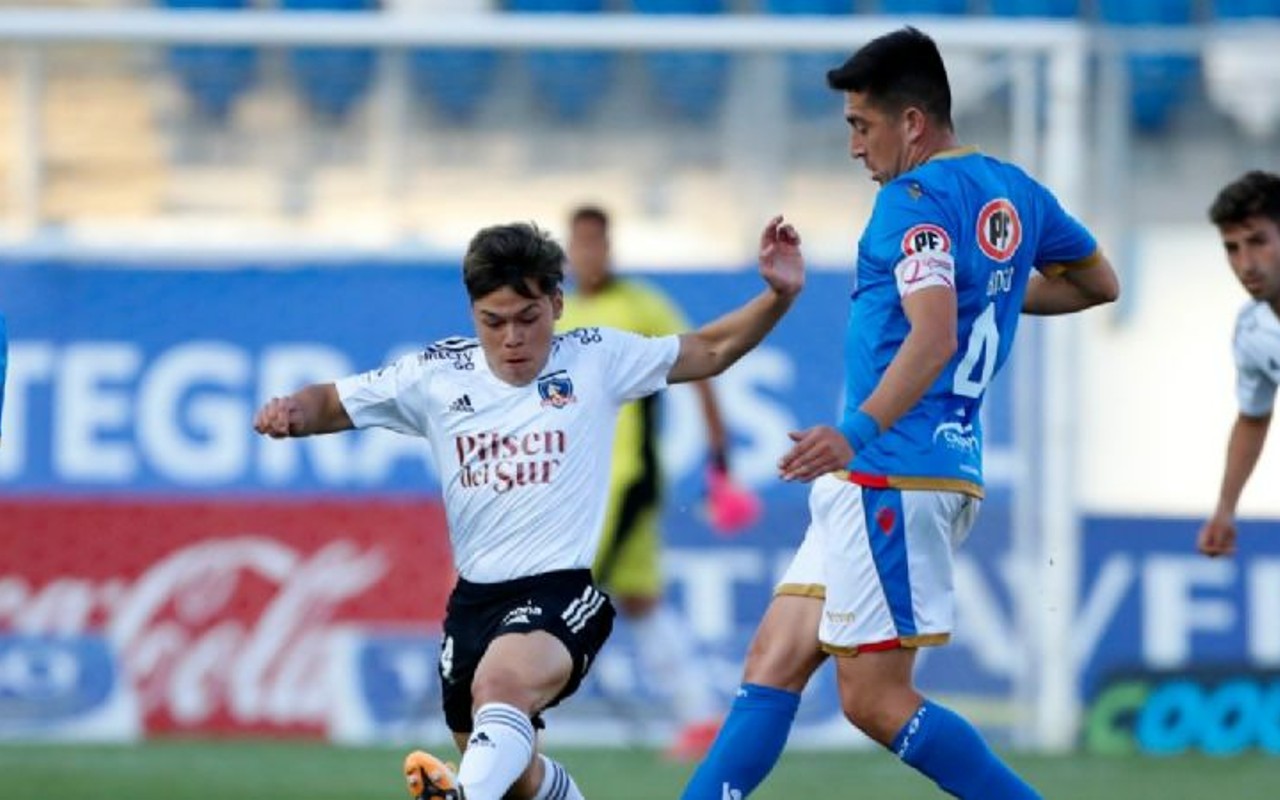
1, 741, 1275, 799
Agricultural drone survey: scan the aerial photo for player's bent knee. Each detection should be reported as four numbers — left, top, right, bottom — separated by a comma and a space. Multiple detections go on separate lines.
742, 630, 824, 692
472, 631, 575, 713
838, 688, 880, 735
835, 665, 921, 745
838, 691, 909, 745
469, 667, 545, 715
739, 595, 824, 692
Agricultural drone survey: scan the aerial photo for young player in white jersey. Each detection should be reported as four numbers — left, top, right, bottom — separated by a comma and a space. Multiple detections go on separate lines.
1199, 171, 1280, 558
253, 219, 804, 800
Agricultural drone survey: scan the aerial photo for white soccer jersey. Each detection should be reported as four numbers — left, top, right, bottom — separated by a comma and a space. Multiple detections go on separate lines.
335, 327, 680, 583
1233, 301, 1280, 418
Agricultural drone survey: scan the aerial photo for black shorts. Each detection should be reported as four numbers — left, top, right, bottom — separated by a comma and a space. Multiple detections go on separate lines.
438, 568, 615, 734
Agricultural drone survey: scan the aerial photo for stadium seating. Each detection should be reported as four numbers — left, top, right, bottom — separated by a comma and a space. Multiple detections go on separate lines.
632, 0, 729, 124
876, 0, 968, 13
409, 49, 500, 123
42, 69, 167, 218
763, 0, 850, 119
1213, 0, 1280, 16
376, 0, 500, 123
282, 0, 379, 123
1204, 0, 1280, 140
160, 0, 259, 124
879, 0, 992, 118
1098, 0, 1197, 135
506, 0, 614, 122
988, 0, 1077, 17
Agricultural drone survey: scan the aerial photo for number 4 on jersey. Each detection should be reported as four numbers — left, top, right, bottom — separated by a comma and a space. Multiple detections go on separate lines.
954, 304, 998, 399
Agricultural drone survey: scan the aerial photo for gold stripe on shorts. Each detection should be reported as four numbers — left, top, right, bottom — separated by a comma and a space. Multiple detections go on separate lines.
819, 632, 952, 658
775, 583, 826, 600
833, 470, 985, 500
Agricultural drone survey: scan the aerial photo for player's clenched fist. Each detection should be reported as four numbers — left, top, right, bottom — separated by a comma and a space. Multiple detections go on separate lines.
1197, 512, 1237, 558
254, 396, 305, 438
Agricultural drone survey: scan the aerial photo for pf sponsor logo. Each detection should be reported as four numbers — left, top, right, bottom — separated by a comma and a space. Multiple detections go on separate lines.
976, 198, 1022, 262
900, 223, 952, 256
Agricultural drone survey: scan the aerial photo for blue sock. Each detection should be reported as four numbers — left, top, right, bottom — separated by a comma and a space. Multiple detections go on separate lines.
892, 700, 1040, 800
679, 683, 800, 800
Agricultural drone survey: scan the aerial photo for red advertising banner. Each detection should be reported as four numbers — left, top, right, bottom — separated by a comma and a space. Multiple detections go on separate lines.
0, 500, 452, 737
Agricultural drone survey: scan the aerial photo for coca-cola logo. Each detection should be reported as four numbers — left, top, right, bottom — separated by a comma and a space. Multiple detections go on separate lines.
3, 537, 387, 730
0, 500, 452, 736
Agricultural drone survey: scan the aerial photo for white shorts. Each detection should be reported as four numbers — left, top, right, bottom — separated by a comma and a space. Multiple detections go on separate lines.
777, 473, 980, 656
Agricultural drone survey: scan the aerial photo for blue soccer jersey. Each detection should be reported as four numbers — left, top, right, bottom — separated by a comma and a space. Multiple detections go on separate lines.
843, 148, 1098, 496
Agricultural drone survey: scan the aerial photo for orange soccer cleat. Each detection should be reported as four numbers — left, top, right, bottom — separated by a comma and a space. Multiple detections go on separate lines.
403, 750, 464, 800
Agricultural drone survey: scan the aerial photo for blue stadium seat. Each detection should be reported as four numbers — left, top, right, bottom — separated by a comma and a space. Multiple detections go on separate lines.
507, 0, 613, 122
1098, 0, 1197, 134
409, 50, 499, 124
161, 0, 258, 124
632, 0, 729, 124
876, 0, 969, 13
1213, 0, 1280, 18
283, 0, 378, 123
989, 0, 1078, 17
764, 0, 851, 119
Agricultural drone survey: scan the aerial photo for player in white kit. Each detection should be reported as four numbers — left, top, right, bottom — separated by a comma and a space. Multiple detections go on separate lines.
253, 218, 804, 800
1199, 171, 1280, 558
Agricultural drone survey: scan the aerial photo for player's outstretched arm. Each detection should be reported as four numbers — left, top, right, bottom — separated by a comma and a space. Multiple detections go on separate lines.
1199, 412, 1272, 557
668, 215, 804, 384
253, 383, 354, 438
1023, 254, 1120, 315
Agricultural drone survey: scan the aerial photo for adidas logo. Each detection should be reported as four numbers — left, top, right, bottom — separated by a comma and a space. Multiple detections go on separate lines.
468, 731, 494, 748
448, 394, 475, 413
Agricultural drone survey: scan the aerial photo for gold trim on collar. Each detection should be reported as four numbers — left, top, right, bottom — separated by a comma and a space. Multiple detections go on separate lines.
927, 145, 979, 162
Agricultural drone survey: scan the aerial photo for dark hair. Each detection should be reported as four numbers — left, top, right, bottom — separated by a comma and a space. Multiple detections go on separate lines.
462, 222, 565, 301
826, 26, 952, 129
1209, 171, 1280, 228
569, 204, 609, 231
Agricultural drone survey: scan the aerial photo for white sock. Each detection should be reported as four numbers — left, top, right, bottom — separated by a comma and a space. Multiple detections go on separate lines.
532, 754, 586, 800
630, 605, 720, 723
456, 702, 535, 800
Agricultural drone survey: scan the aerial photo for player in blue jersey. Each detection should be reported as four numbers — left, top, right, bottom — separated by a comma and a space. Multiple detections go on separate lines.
679, 27, 1119, 800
